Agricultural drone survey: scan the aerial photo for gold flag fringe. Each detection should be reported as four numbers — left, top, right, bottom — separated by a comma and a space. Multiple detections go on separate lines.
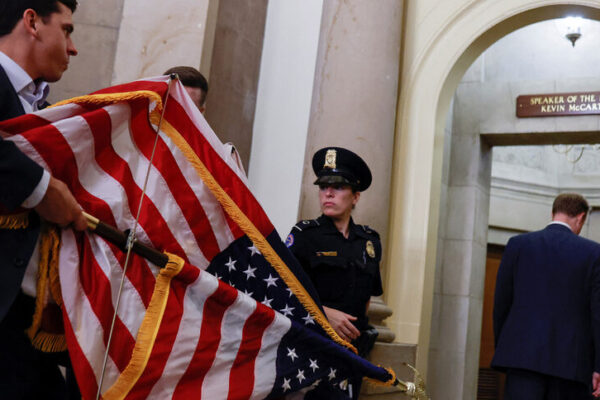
103, 253, 184, 400
26, 224, 67, 353
0, 212, 29, 229
149, 112, 358, 354
50, 90, 164, 112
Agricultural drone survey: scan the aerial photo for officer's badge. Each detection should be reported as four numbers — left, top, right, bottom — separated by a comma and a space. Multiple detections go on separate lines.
324, 149, 337, 169
285, 233, 294, 247
366, 240, 376, 258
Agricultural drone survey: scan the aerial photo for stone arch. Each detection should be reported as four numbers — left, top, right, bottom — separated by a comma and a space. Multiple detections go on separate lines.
386, 2, 600, 399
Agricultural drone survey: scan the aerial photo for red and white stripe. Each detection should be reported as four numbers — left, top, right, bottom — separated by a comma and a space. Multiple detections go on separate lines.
2, 76, 289, 399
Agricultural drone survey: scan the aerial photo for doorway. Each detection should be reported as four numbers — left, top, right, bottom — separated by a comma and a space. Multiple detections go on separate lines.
475, 142, 600, 399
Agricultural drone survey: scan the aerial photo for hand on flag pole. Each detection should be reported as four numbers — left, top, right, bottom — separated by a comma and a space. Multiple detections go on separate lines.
35, 175, 87, 231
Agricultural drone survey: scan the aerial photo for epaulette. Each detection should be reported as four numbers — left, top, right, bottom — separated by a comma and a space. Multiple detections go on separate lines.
291, 218, 321, 232
360, 224, 380, 239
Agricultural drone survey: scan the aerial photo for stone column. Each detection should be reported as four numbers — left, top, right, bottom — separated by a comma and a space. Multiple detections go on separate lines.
295, 2, 409, 398
111, 0, 213, 84
299, 0, 403, 242
204, 0, 269, 170
367, 297, 395, 343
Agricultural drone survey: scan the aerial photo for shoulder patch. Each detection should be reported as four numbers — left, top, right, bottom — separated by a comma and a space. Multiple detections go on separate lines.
285, 233, 294, 247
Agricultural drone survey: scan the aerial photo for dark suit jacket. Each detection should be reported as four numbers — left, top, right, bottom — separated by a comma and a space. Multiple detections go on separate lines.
492, 223, 600, 385
0, 65, 43, 322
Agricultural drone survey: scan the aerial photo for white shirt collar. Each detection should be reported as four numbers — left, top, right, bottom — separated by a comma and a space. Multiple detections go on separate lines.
0, 50, 49, 112
547, 220, 572, 231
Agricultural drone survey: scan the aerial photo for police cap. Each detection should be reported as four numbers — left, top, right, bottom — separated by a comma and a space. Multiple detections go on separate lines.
312, 147, 372, 192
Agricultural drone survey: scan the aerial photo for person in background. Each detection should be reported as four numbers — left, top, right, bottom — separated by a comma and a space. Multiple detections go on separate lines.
0, 0, 87, 398
164, 65, 246, 177
492, 193, 600, 399
164, 65, 208, 113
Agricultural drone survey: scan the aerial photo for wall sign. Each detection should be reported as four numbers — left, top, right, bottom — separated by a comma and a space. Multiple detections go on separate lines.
517, 92, 600, 117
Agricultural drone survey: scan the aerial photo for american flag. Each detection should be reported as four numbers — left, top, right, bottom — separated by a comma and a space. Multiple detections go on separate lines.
0, 76, 395, 399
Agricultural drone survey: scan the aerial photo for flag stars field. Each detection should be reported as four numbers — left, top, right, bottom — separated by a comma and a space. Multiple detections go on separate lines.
328, 368, 337, 381
287, 347, 298, 362
262, 296, 274, 307
296, 369, 306, 383
264, 274, 279, 287
225, 257, 237, 272
280, 304, 295, 317
243, 265, 257, 280
248, 244, 261, 257
303, 313, 315, 325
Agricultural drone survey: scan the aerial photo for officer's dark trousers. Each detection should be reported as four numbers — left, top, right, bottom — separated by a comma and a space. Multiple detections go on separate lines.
504, 368, 592, 400
0, 293, 70, 400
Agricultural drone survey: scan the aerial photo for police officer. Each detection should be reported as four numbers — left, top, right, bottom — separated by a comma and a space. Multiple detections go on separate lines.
286, 147, 383, 357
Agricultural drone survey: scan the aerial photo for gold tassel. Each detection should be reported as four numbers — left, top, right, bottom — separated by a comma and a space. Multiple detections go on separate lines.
363, 366, 397, 387
26, 224, 67, 353
50, 90, 163, 112
0, 212, 29, 229
29, 332, 67, 353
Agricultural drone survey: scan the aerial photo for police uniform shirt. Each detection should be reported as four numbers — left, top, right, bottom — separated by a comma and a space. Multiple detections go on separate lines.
286, 214, 383, 331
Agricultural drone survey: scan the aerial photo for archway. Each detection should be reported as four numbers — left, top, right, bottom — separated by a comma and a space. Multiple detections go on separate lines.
386, 2, 600, 399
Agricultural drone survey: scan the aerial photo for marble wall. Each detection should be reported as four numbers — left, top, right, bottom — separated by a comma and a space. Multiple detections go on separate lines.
49, 0, 125, 102
112, 0, 212, 83
49, 0, 215, 103
204, 0, 268, 170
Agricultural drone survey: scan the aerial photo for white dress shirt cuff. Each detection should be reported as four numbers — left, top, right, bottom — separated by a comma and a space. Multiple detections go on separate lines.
21, 169, 50, 208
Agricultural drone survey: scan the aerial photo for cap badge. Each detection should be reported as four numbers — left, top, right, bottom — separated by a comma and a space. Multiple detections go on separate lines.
324, 149, 337, 169
366, 240, 375, 258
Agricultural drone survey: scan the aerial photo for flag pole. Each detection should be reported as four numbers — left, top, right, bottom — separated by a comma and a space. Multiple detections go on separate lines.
83, 211, 168, 268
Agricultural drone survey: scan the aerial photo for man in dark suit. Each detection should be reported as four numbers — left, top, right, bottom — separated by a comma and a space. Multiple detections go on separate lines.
492, 193, 600, 399
0, 1, 87, 398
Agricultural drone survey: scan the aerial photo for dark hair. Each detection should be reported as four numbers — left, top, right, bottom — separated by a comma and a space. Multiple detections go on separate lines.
552, 193, 589, 217
164, 66, 209, 106
0, 0, 77, 37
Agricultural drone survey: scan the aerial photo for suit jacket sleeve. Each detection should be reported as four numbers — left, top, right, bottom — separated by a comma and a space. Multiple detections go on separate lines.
591, 255, 600, 372
493, 236, 519, 348
0, 65, 44, 210
0, 136, 44, 211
